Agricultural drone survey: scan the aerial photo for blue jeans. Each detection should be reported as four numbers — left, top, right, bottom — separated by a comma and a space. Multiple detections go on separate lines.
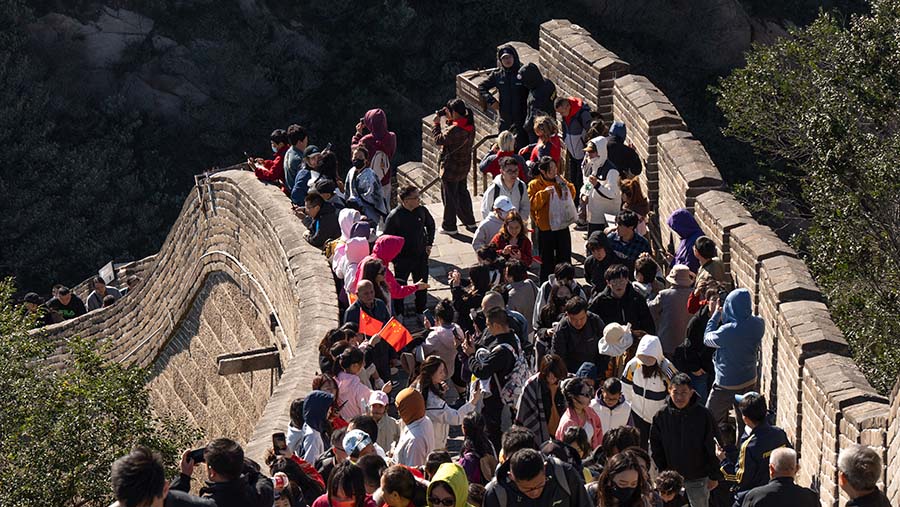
683, 478, 710, 507
690, 372, 709, 404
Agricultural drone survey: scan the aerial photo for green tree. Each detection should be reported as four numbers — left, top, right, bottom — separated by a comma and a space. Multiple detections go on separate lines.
0, 278, 198, 506
716, 0, 900, 392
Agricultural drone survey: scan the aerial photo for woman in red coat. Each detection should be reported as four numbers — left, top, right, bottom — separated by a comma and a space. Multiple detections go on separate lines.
489, 211, 533, 267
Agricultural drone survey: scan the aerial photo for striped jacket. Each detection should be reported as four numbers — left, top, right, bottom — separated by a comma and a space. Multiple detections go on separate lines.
621, 335, 677, 423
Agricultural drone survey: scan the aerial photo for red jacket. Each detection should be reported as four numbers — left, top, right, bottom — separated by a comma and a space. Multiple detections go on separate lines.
489, 232, 533, 267
528, 135, 562, 165
289, 455, 326, 489
255, 146, 288, 186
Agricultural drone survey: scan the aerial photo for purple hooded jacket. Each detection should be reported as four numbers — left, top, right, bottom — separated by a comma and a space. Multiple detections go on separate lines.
351, 109, 397, 185
666, 208, 704, 272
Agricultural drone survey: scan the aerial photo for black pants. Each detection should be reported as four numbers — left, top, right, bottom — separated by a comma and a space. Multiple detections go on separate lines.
392, 256, 428, 314
632, 412, 651, 450
441, 179, 476, 231
587, 222, 607, 239
484, 394, 504, 452
537, 228, 572, 282
568, 154, 584, 203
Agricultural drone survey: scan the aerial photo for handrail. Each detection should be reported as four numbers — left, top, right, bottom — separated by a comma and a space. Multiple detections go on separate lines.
471, 134, 498, 196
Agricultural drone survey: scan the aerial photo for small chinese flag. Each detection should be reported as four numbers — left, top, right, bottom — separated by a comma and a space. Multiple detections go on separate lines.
379, 317, 413, 352
348, 292, 358, 304
358, 309, 383, 337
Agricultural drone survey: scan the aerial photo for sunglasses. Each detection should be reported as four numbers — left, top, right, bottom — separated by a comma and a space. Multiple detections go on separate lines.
429, 498, 455, 507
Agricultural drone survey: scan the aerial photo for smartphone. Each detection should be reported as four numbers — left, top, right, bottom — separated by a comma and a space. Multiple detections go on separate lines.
272, 432, 287, 454
189, 447, 206, 464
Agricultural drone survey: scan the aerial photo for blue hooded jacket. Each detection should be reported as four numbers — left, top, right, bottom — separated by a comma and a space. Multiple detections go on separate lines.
666, 208, 704, 272
703, 289, 763, 388
302, 390, 334, 433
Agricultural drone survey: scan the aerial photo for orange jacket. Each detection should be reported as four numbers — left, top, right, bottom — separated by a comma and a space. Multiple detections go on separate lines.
527, 175, 576, 231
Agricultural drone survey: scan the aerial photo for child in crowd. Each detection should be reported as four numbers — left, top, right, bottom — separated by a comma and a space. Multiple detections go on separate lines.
656, 470, 689, 507
590, 376, 634, 433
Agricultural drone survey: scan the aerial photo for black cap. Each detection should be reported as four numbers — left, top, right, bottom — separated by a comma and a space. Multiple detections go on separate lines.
24, 292, 41, 304
303, 145, 321, 158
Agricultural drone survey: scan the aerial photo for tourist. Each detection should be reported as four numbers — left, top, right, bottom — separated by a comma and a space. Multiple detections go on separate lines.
555, 96, 594, 197
594, 451, 654, 507
381, 465, 423, 507
346, 146, 388, 228
383, 185, 435, 317
583, 231, 614, 292
550, 297, 605, 377
650, 373, 723, 507
619, 178, 650, 235
605, 121, 642, 178
526, 116, 563, 167
457, 413, 497, 485
354, 235, 427, 316
740, 448, 818, 507
432, 99, 477, 234
607, 210, 651, 273
311, 461, 376, 507
720, 393, 791, 505
87, 276, 122, 311
449, 264, 492, 334
22, 292, 53, 327
648, 264, 695, 357
489, 211, 533, 268
413, 355, 480, 451
478, 45, 528, 149
484, 448, 591, 507
703, 288, 764, 426
364, 391, 399, 454
290, 144, 323, 206
283, 124, 310, 193
335, 347, 392, 421
515, 354, 568, 446
528, 156, 575, 281
393, 387, 436, 468
590, 377, 634, 433
253, 128, 289, 188
503, 260, 539, 336
621, 334, 677, 448
655, 470, 689, 507
478, 131, 528, 181
688, 236, 730, 314
422, 299, 463, 397
46, 285, 86, 322
427, 462, 470, 507
172, 438, 274, 507
473, 196, 515, 251
314, 428, 348, 489
351, 109, 397, 202
481, 154, 529, 221
110, 446, 169, 507
519, 62, 557, 144
588, 265, 656, 336
315, 179, 346, 211
597, 322, 634, 379
556, 377, 604, 450
582, 134, 622, 236
674, 285, 719, 403
358, 454, 387, 496
298, 192, 340, 249
665, 209, 704, 272
632, 254, 663, 302
298, 390, 336, 463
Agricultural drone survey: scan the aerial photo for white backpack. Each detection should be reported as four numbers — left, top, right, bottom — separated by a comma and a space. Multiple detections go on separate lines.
370, 150, 391, 185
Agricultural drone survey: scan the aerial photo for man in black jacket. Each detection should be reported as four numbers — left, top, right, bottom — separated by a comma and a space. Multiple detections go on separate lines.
484, 448, 591, 507
588, 264, 656, 336
301, 192, 340, 250
740, 448, 817, 507
550, 297, 605, 379
518, 62, 556, 144
673, 286, 718, 403
168, 438, 274, 507
606, 121, 642, 178
464, 307, 519, 451
383, 185, 435, 316
478, 45, 529, 149
838, 444, 891, 507
650, 373, 723, 507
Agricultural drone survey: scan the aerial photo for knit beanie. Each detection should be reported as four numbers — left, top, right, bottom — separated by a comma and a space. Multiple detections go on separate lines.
396, 387, 426, 424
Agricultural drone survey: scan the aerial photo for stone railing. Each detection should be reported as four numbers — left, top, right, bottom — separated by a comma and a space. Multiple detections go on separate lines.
34, 169, 338, 463
411, 18, 898, 506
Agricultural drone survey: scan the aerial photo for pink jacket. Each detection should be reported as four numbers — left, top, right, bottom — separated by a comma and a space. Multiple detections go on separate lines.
352, 235, 417, 300
336, 371, 374, 421
556, 407, 604, 450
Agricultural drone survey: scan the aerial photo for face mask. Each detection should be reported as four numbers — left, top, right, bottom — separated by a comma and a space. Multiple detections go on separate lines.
271, 145, 278, 153
590, 156, 604, 172
352, 159, 365, 169
611, 484, 636, 502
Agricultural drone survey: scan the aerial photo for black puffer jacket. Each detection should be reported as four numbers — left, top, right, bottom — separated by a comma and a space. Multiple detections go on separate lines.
478, 45, 528, 128
649, 394, 724, 482
588, 284, 656, 335
519, 62, 557, 130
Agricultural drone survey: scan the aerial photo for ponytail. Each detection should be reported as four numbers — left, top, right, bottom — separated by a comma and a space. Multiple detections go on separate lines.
447, 98, 474, 125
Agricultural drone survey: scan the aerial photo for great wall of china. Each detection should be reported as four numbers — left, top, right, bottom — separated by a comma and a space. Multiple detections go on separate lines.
33, 19, 899, 506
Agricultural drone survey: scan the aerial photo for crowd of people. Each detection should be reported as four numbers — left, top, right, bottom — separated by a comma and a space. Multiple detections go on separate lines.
21, 275, 138, 328
97, 43, 893, 507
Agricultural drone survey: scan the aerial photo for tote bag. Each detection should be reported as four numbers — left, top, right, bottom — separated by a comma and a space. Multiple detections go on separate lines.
548, 182, 578, 231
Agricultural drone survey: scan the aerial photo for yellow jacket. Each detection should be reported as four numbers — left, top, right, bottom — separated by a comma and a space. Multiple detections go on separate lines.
527, 175, 577, 232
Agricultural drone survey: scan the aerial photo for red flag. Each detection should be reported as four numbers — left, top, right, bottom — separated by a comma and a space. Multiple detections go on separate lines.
358, 309, 383, 337
379, 317, 413, 352
348, 292, 358, 304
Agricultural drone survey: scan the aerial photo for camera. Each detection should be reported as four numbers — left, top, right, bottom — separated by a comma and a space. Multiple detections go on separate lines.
188, 448, 206, 464
435, 108, 447, 117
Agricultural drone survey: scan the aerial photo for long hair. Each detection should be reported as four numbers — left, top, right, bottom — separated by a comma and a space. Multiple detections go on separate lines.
447, 98, 474, 125
462, 412, 495, 458
467, 264, 493, 296
497, 130, 515, 152
414, 355, 446, 405
533, 115, 558, 138
499, 211, 527, 242
361, 260, 389, 303
597, 452, 653, 507
327, 461, 367, 507
619, 178, 648, 213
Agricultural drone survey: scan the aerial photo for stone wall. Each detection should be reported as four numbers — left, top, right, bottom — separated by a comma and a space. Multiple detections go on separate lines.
416, 18, 899, 504
34, 169, 338, 463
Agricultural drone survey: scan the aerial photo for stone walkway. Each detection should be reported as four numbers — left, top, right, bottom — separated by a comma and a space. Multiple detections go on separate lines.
420, 197, 589, 307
